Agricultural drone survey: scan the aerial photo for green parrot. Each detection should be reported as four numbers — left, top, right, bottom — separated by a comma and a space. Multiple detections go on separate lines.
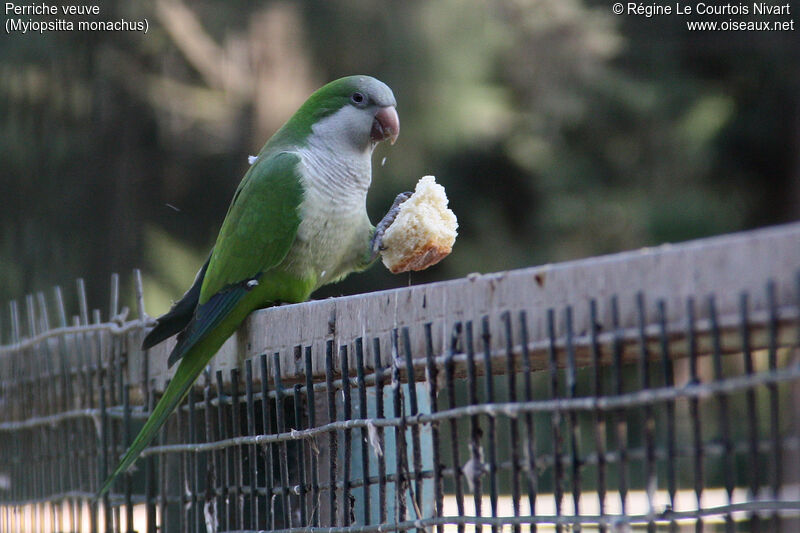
98, 75, 406, 496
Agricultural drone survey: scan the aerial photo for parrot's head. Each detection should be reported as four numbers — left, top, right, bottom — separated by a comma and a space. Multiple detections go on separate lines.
291, 75, 399, 153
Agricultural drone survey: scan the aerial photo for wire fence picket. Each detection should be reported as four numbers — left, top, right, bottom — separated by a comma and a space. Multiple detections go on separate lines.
2, 223, 800, 532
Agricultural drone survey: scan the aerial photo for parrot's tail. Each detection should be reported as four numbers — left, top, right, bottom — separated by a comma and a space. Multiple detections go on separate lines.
97, 330, 224, 498
99, 278, 254, 498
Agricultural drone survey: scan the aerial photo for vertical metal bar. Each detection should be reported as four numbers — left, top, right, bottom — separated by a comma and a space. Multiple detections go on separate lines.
108, 276, 118, 424
96, 305, 107, 531
145, 385, 157, 533
518, 312, 537, 532
304, 347, 319, 527
3, 468, 8, 533
424, 322, 443, 533
9, 301, 20, 533
325, 340, 339, 527
708, 295, 734, 532
589, 300, 606, 532
47, 295, 65, 532
230, 368, 244, 530
123, 385, 134, 533
51, 288, 71, 527
741, 292, 761, 532
766, 280, 782, 533
177, 381, 188, 533
158, 381, 169, 533
215, 370, 231, 532
635, 294, 655, 533
99, 383, 112, 533
245, 359, 259, 529
109, 273, 119, 322
464, 321, 483, 526
36, 291, 59, 531
260, 354, 275, 530
657, 300, 677, 533
35, 321, 44, 533
36, 290, 50, 331
36, 292, 57, 528
78, 469, 85, 533
109, 279, 124, 532
92, 309, 103, 533
391, 329, 408, 525
546, 309, 563, 532
5, 451, 10, 533
189, 384, 200, 533
73, 313, 91, 520
686, 297, 704, 533
401, 327, 424, 519
75, 279, 89, 327
23, 295, 41, 533
565, 306, 582, 530
610, 296, 628, 516
372, 338, 388, 526
202, 373, 217, 533
293, 383, 308, 527
9, 299, 19, 340
480, 316, 499, 532
272, 353, 293, 528
8, 299, 19, 518
72, 310, 89, 420
340, 345, 353, 527
501, 312, 521, 533
135, 271, 153, 530
8, 415, 15, 533
51, 286, 66, 329
355, 338, 371, 525
24, 296, 36, 427
53, 286, 70, 405
25, 292, 36, 335
133, 269, 149, 408
110, 274, 122, 517
54, 286, 78, 533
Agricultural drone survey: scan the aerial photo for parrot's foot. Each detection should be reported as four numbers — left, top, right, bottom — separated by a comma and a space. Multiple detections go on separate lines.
371, 191, 413, 258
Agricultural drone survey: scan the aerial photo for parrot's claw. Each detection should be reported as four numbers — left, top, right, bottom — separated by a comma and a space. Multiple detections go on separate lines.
371, 191, 413, 257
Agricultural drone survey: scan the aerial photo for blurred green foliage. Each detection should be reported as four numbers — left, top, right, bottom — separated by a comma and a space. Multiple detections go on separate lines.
1, 0, 798, 319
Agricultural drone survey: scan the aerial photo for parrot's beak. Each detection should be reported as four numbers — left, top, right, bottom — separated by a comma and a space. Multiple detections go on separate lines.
371, 106, 400, 145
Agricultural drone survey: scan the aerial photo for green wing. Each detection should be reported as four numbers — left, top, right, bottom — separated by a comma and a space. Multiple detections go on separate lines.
200, 151, 304, 305
97, 151, 304, 498
164, 150, 305, 366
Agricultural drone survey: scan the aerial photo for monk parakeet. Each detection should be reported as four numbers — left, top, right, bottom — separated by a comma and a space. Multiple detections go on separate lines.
99, 75, 405, 496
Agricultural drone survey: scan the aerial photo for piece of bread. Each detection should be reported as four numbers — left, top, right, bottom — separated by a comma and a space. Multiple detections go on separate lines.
381, 176, 458, 274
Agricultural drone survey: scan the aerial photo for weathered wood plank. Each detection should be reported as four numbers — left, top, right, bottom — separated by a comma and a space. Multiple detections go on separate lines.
121, 222, 800, 393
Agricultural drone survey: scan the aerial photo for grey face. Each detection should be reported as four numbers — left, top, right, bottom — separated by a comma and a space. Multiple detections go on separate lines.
341, 77, 399, 151
306, 76, 400, 153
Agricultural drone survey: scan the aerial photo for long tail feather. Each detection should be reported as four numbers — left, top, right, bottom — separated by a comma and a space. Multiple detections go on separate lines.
96, 346, 214, 497
100, 277, 253, 498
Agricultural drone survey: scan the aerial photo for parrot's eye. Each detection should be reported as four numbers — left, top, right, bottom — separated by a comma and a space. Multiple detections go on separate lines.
351, 92, 365, 105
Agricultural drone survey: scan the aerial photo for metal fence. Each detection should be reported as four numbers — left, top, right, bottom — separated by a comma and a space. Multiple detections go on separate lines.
2, 223, 800, 533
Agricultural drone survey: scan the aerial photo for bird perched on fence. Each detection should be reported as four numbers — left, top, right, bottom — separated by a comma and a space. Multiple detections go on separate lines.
99, 75, 405, 496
